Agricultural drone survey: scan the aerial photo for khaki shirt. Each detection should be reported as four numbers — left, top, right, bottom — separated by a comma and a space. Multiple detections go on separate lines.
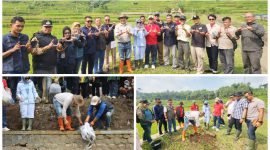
176, 24, 191, 42
206, 23, 221, 47
114, 23, 133, 43
218, 26, 237, 50
247, 97, 265, 120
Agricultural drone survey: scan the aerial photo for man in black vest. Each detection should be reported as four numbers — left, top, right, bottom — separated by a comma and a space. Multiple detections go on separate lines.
31, 20, 63, 74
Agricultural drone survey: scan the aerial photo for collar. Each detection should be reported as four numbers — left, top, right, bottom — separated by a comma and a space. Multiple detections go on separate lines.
8, 32, 21, 38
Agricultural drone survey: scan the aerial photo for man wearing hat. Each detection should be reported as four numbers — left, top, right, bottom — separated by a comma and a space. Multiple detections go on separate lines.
53, 92, 85, 131
225, 92, 248, 141
30, 19, 63, 74
212, 97, 224, 131
137, 100, 155, 143
190, 15, 207, 74
175, 15, 192, 70
3, 16, 31, 74
144, 15, 161, 69
115, 14, 133, 74
85, 96, 114, 130
154, 12, 165, 65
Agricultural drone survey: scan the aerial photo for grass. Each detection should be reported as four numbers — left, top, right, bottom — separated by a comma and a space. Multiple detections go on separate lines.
2, 0, 268, 74
136, 96, 268, 150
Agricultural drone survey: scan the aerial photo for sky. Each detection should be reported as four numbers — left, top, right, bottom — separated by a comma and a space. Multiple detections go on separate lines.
136, 76, 268, 93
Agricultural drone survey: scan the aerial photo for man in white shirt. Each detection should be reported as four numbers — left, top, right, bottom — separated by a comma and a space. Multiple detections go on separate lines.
175, 15, 191, 70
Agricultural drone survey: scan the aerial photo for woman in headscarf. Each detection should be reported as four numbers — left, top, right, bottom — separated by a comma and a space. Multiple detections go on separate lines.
16, 77, 40, 131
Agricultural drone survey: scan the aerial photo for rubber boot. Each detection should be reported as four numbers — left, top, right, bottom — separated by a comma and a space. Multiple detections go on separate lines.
139, 59, 143, 69
225, 127, 232, 135
182, 130, 186, 141
126, 59, 133, 73
119, 60, 124, 74
65, 116, 75, 131
58, 117, 65, 131
134, 60, 138, 70
27, 118, 33, 131
246, 139, 256, 150
21, 118, 26, 131
181, 123, 184, 128
193, 126, 198, 134
234, 130, 241, 141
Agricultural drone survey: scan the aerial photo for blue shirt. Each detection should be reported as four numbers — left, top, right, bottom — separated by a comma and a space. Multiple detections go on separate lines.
153, 104, 165, 120
162, 22, 177, 46
133, 27, 148, 47
144, 109, 153, 121
81, 26, 98, 54
87, 101, 107, 119
2, 33, 30, 73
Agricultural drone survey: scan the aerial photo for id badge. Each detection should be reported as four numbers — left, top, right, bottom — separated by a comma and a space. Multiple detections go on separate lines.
61, 53, 65, 58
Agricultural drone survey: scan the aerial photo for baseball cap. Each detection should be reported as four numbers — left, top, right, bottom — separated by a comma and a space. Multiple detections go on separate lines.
148, 15, 154, 20
180, 15, 187, 20
234, 92, 243, 97
192, 15, 200, 20
91, 96, 101, 106
41, 20, 53, 27
174, 13, 181, 18
142, 100, 150, 104
154, 12, 160, 17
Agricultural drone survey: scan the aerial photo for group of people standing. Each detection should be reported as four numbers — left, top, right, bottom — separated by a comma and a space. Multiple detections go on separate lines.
2, 12, 264, 74
137, 91, 264, 150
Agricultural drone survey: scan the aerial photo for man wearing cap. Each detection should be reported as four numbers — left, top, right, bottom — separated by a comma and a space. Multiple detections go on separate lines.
30, 20, 63, 74
244, 91, 265, 150
3, 16, 31, 74
225, 92, 248, 141
236, 13, 264, 74
175, 15, 191, 70
190, 15, 208, 74
154, 12, 165, 65
161, 14, 177, 69
174, 13, 181, 25
153, 98, 168, 135
133, 18, 148, 69
218, 17, 237, 74
175, 101, 185, 128
85, 96, 114, 130
206, 14, 221, 74
53, 92, 84, 131
212, 97, 224, 131
137, 100, 155, 143
81, 16, 99, 74
144, 15, 161, 69
115, 14, 133, 74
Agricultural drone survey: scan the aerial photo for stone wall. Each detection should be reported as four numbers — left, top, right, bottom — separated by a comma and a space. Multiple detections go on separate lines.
3, 130, 133, 150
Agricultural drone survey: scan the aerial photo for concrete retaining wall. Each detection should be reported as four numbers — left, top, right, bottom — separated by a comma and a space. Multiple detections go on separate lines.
3, 130, 133, 150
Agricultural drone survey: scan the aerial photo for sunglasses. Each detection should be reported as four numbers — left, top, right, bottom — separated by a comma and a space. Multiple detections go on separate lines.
86, 20, 92, 23
15, 25, 24, 28
209, 18, 215, 21
44, 26, 52, 28
105, 19, 110, 21
64, 32, 71, 34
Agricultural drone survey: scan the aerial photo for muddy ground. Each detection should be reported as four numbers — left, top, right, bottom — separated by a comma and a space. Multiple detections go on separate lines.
5, 97, 133, 130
